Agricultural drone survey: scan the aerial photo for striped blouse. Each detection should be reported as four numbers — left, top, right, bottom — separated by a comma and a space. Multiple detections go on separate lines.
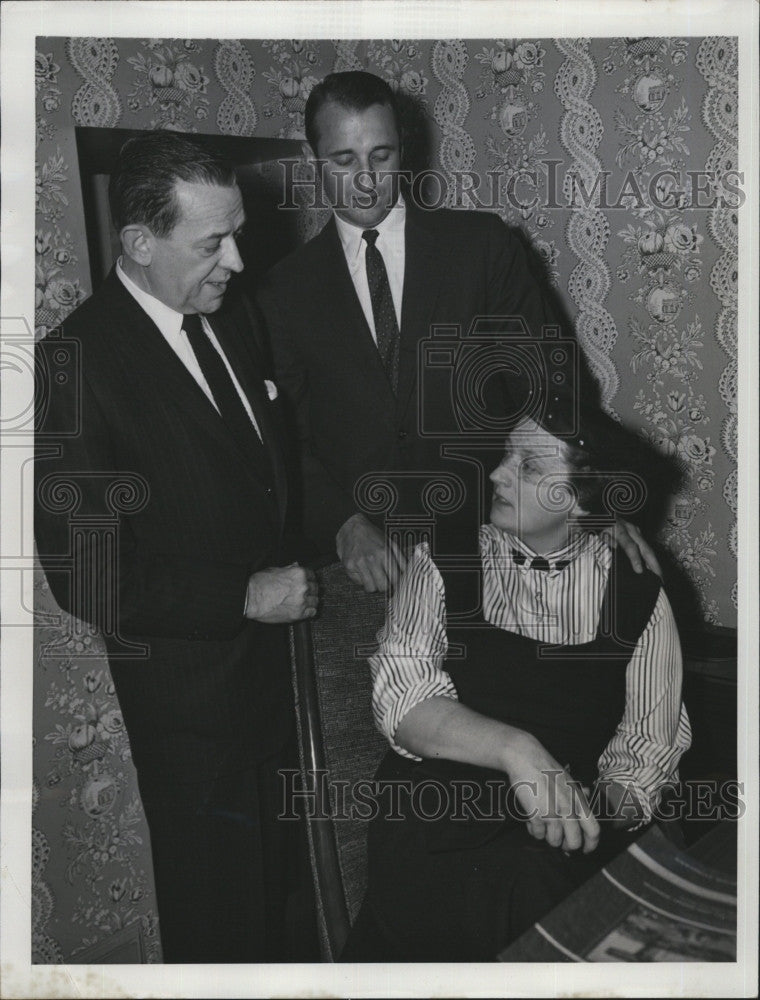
369, 524, 692, 823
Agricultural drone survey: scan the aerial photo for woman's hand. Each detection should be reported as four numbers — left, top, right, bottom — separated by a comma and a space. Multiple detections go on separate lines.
502, 732, 601, 854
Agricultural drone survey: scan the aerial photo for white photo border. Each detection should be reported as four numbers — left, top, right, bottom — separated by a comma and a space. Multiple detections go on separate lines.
2, 1, 757, 997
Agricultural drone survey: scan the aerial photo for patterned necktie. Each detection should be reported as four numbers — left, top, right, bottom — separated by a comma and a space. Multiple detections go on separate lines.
182, 313, 270, 474
362, 228, 400, 392
511, 549, 569, 573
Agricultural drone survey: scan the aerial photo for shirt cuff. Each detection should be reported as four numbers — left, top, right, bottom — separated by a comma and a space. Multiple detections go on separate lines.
594, 775, 654, 829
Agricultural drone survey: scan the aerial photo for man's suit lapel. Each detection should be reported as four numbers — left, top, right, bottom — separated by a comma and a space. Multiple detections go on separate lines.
102, 272, 283, 515
104, 272, 225, 432
208, 306, 288, 526
397, 207, 453, 419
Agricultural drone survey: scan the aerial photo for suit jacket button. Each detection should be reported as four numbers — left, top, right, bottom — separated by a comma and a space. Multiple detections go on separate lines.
264, 487, 273, 495
398, 430, 408, 440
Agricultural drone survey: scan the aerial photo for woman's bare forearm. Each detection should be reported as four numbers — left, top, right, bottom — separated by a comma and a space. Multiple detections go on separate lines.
396, 696, 544, 776
395, 695, 602, 854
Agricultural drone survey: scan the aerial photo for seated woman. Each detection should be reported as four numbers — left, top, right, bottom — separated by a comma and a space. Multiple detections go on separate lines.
341, 398, 691, 962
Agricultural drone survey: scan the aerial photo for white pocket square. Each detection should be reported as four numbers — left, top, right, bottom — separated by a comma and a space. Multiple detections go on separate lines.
264, 379, 278, 401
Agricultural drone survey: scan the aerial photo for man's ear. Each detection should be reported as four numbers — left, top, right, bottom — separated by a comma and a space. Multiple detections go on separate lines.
120, 225, 153, 266
302, 140, 323, 196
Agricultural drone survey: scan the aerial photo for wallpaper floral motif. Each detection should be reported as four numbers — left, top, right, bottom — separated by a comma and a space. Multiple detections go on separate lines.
125, 39, 210, 130
34, 36, 738, 962
33, 572, 161, 962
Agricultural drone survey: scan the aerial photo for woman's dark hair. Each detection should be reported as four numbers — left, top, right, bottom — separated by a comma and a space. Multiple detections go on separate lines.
108, 131, 237, 238
304, 70, 401, 153
541, 398, 657, 523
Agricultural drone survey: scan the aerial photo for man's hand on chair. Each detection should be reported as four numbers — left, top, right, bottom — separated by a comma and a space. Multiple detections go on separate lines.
336, 513, 407, 593
245, 564, 318, 622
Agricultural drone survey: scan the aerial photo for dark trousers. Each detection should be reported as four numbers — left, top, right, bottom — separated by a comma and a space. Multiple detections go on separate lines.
139, 741, 315, 963
341, 815, 639, 962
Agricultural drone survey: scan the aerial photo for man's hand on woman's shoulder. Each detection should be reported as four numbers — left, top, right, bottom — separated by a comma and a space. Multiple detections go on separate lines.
603, 519, 662, 576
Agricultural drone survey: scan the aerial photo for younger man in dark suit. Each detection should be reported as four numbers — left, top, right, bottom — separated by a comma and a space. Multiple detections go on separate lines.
258, 71, 656, 592
35, 132, 317, 962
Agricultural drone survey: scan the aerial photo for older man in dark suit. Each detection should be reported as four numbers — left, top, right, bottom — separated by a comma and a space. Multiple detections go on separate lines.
34, 132, 318, 963
258, 70, 656, 592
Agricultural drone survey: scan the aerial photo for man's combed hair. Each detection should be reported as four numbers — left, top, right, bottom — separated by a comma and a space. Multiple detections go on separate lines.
304, 70, 401, 153
108, 131, 237, 238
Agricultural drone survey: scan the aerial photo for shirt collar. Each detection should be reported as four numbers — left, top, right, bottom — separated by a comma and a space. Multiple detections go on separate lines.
334, 193, 406, 264
116, 257, 185, 339
480, 523, 594, 572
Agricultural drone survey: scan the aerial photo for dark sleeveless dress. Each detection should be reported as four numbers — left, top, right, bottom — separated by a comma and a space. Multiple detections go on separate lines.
341, 545, 662, 962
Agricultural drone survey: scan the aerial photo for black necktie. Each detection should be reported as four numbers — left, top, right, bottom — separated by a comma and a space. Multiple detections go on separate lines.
182, 313, 269, 474
362, 229, 400, 392
511, 549, 569, 573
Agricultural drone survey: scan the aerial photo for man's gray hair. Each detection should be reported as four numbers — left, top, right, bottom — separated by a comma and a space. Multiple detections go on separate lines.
108, 131, 237, 238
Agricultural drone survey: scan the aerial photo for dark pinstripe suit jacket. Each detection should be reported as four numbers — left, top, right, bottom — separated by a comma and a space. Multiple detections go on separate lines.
35, 270, 295, 788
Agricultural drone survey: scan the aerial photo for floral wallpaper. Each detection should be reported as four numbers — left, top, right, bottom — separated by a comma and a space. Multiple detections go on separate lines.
34, 36, 738, 962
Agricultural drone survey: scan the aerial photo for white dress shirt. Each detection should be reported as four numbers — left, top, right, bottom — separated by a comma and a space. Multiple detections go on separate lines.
116, 259, 262, 439
334, 196, 406, 342
369, 524, 692, 824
